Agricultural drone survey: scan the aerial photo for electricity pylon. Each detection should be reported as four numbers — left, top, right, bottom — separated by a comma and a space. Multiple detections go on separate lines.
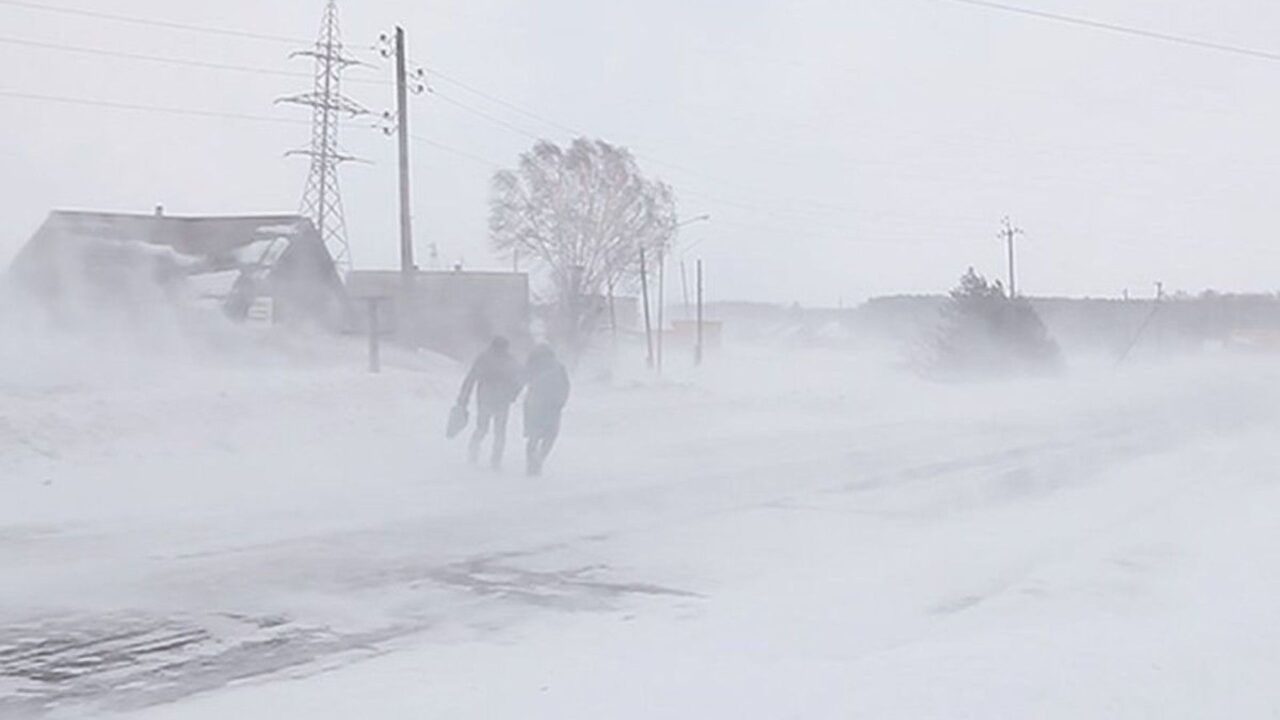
280, 0, 367, 275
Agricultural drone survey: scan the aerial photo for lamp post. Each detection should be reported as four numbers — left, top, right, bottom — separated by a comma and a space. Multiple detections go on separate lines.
671, 214, 711, 316
659, 215, 710, 371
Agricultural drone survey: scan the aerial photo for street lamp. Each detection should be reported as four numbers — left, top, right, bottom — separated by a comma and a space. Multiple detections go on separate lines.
655, 214, 710, 372
675, 213, 712, 230
675, 214, 713, 257
671, 215, 714, 368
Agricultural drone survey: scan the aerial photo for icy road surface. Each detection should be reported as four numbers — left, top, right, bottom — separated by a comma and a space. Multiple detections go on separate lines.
3, 346, 1280, 718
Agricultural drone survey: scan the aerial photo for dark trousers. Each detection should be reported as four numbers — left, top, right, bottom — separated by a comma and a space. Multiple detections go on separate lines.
469, 404, 510, 468
524, 408, 562, 476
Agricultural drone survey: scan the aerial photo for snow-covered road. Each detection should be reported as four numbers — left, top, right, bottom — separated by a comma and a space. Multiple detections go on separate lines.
3, 345, 1279, 718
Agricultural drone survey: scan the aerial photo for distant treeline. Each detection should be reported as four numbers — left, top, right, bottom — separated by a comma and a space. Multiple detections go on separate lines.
853, 293, 1280, 354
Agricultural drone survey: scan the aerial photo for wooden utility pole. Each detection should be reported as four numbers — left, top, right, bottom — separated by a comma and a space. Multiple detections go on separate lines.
657, 249, 666, 372
999, 216, 1023, 297
680, 260, 691, 317
695, 259, 705, 366
1117, 285, 1164, 366
607, 280, 618, 341
395, 27, 415, 282
640, 248, 654, 368
367, 298, 382, 374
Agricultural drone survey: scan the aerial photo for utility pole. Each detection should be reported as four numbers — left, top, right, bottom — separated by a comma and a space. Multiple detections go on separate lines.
568, 265, 585, 348
394, 26, 415, 284
695, 259, 705, 366
367, 298, 382, 373
999, 216, 1024, 297
607, 280, 618, 341
1117, 282, 1165, 366
674, 214, 711, 318
680, 261, 691, 318
657, 249, 666, 373
640, 248, 654, 368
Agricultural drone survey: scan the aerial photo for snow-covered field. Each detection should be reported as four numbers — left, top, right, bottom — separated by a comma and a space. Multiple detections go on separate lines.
3, 325, 1280, 718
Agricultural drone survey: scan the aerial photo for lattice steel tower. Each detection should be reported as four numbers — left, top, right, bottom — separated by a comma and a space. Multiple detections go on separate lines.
281, 0, 367, 275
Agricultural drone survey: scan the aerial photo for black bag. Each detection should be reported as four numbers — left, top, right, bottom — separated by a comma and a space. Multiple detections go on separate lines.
446, 404, 469, 439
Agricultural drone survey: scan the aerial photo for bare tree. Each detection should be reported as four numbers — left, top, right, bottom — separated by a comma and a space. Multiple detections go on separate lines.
490, 138, 676, 347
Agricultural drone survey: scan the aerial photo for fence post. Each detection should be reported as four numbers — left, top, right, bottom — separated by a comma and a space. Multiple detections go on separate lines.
367, 298, 381, 374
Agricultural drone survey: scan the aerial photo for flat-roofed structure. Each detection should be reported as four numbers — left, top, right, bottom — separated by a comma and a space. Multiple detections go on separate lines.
346, 269, 530, 359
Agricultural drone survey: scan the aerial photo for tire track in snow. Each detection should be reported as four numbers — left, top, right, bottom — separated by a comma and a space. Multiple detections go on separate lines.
0, 385, 1256, 717
0, 554, 698, 717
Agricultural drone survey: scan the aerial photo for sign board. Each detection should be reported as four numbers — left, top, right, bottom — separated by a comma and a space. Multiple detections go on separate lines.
247, 296, 274, 325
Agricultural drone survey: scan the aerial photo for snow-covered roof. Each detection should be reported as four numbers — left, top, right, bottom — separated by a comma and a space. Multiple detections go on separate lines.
33, 211, 315, 268
8, 210, 348, 328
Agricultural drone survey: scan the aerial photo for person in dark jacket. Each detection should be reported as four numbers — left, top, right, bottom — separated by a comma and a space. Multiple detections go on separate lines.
522, 344, 570, 476
457, 336, 522, 468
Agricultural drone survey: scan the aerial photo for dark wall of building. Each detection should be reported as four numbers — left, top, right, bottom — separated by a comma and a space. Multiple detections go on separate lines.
7, 212, 348, 331
347, 270, 531, 360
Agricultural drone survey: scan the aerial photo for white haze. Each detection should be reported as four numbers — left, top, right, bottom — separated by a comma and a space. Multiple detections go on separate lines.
5, 0, 1280, 718
3, 288, 1280, 716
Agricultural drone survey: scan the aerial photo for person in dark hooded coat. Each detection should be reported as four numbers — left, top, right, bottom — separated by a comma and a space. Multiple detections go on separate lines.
522, 344, 570, 476
456, 336, 522, 469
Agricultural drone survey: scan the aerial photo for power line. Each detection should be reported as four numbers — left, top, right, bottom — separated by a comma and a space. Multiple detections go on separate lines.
421, 82, 955, 232
424, 67, 584, 137
0, 35, 308, 79
0, 90, 1014, 251
422, 84, 988, 233
410, 134, 503, 168
0, 89, 499, 168
426, 72, 767, 194
428, 88, 544, 142
420, 61, 1258, 233
0, 38, 1150, 225
10, 27, 1248, 186
0, 88, 311, 125
8, 0, 1264, 248
420, 64, 1018, 227
0, 65, 1194, 238
707, 216, 966, 248
5, 0, 1273, 71
0, 34, 391, 85
0, 0, 306, 45
933, 0, 1280, 63
419, 77, 871, 222
420, 81, 956, 237
5, 1, 1267, 199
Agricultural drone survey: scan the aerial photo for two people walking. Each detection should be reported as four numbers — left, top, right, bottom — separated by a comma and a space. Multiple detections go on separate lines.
455, 337, 570, 475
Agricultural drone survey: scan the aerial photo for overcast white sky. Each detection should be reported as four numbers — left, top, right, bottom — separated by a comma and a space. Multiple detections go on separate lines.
2, 0, 1280, 304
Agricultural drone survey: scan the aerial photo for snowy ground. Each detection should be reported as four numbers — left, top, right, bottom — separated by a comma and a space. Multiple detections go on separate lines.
3, 330, 1280, 718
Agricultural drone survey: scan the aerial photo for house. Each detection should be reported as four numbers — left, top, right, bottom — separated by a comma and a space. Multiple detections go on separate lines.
667, 319, 724, 352
7, 210, 348, 328
346, 269, 530, 360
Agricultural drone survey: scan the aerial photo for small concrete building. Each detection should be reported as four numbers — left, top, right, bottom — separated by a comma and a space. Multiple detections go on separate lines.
8, 210, 347, 328
346, 269, 530, 360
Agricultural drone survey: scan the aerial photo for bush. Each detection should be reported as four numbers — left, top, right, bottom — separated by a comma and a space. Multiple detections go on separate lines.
931, 268, 1061, 377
